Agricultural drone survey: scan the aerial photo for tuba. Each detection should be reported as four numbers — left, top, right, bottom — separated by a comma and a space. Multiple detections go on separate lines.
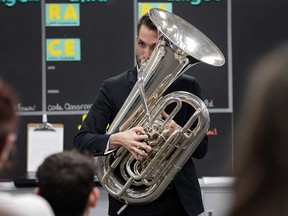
95, 8, 225, 204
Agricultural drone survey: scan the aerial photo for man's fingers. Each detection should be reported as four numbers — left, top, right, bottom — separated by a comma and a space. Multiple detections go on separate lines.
130, 147, 148, 161
130, 151, 142, 161
138, 141, 152, 152
136, 134, 148, 141
161, 111, 169, 119
130, 141, 151, 152
133, 126, 146, 135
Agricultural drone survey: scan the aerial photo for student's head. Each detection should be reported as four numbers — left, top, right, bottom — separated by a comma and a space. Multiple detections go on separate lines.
36, 150, 99, 216
136, 13, 158, 67
230, 42, 288, 216
0, 79, 18, 169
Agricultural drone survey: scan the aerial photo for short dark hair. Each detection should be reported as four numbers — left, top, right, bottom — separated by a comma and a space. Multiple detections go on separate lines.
137, 13, 157, 36
37, 150, 96, 216
230, 42, 288, 216
0, 79, 18, 153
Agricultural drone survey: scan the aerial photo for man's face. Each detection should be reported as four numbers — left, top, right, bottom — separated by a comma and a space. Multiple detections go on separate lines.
136, 24, 158, 67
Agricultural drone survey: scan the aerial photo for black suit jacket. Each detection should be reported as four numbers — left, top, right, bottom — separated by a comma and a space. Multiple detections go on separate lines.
74, 68, 208, 216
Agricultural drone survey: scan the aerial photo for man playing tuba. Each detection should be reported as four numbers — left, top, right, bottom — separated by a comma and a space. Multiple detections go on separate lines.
74, 11, 212, 216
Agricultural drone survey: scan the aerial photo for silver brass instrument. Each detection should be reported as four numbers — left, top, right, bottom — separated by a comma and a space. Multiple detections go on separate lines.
95, 8, 225, 204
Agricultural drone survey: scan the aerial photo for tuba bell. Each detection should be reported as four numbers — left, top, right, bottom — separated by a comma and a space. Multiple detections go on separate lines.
95, 8, 225, 204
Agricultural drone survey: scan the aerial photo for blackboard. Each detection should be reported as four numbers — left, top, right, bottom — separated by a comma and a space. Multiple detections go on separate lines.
4, 0, 285, 179
232, 0, 288, 165
0, 0, 135, 179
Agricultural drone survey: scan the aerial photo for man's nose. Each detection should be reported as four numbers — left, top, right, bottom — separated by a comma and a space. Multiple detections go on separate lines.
142, 47, 153, 59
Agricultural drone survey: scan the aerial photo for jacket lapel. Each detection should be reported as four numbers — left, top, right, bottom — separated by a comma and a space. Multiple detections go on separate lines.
128, 67, 137, 91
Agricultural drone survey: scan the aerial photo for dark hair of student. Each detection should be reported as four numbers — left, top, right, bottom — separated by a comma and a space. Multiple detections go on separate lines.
37, 150, 96, 216
0, 79, 18, 154
230, 42, 288, 216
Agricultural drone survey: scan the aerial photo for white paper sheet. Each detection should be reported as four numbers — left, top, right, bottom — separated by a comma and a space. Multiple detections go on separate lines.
27, 123, 64, 172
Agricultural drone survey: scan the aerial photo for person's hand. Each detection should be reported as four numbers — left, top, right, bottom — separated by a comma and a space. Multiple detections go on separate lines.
110, 127, 151, 161
161, 112, 182, 137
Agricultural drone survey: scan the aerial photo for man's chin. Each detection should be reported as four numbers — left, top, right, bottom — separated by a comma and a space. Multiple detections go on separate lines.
136, 59, 141, 68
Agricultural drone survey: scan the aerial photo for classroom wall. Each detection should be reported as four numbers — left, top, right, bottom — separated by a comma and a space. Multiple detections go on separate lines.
1, 0, 288, 179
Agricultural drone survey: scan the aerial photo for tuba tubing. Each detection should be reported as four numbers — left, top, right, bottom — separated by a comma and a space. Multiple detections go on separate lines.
95, 8, 225, 204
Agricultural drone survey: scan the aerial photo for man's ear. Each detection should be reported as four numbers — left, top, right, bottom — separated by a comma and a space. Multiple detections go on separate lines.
34, 187, 41, 195
88, 187, 100, 208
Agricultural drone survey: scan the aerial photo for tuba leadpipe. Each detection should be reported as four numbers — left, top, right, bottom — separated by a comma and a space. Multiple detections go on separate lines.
95, 8, 225, 204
